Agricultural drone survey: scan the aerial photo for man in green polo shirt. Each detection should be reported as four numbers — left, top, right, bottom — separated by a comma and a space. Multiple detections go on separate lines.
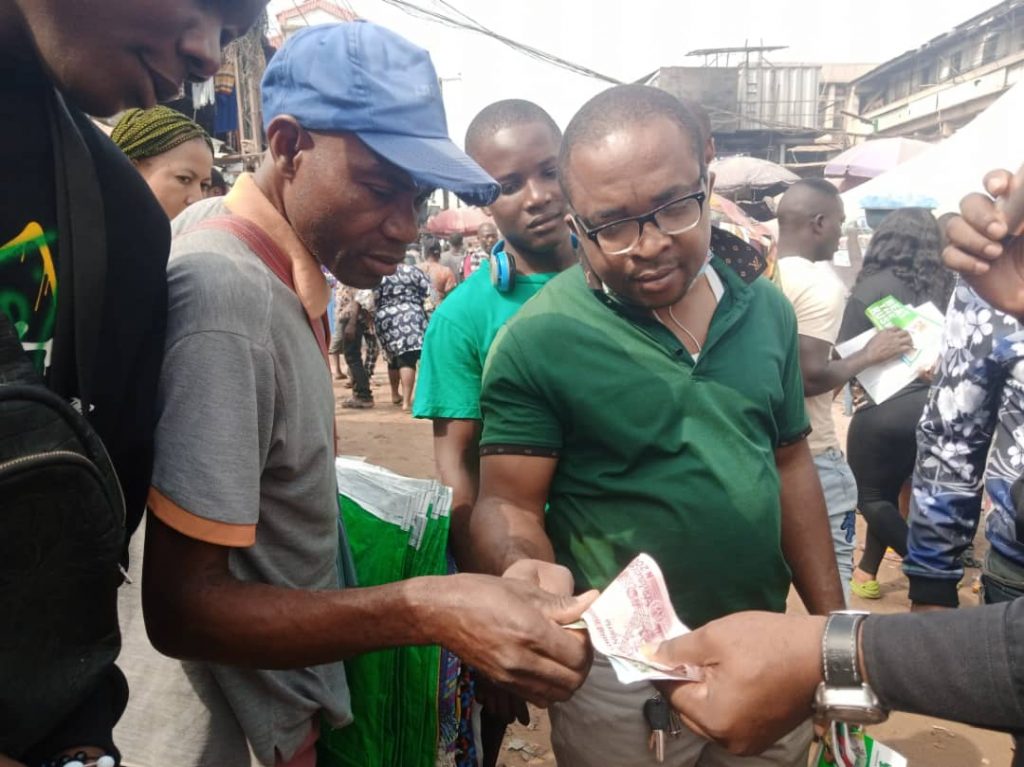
470, 85, 844, 767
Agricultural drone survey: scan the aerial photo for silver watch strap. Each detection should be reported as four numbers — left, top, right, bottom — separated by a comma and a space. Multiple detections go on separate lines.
822, 611, 866, 687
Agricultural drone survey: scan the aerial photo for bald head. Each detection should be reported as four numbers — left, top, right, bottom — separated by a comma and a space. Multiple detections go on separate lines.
559, 85, 705, 204
777, 179, 845, 262
477, 221, 499, 253
777, 179, 841, 224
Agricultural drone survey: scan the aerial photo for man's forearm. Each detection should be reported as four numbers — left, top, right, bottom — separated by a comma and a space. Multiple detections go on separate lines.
468, 495, 555, 576
803, 349, 876, 397
431, 418, 482, 570
776, 442, 845, 614
905, 447, 984, 607
444, 472, 478, 571
143, 511, 461, 667
904, 313, 995, 606
469, 454, 559, 575
861, 600, 1024, 730
145, 568, 456, 668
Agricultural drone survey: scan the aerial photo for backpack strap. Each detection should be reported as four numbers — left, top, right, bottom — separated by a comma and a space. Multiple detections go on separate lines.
47, 88, 108, 411
191, 215, 330, 361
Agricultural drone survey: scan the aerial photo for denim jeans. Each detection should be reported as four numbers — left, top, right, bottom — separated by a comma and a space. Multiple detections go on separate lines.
813, 448, 858, 605
982, 548, 1024, 603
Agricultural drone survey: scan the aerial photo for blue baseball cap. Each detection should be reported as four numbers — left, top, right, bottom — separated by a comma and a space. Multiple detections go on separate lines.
261, 22, 499, 206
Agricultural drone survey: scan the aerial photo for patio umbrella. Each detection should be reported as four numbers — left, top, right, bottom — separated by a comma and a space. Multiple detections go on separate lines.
825, 138, 931, 180
710, 156, 800, 196
424, 207, 493, 236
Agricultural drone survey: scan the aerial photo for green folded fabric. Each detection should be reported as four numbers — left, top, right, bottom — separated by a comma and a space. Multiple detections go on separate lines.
319, 460, 452, 767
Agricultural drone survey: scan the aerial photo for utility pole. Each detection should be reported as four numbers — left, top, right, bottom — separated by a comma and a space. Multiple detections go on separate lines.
437, 74, 462, 210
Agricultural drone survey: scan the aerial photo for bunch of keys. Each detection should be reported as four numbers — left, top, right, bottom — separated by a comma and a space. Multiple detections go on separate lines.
643, 693, 682, 763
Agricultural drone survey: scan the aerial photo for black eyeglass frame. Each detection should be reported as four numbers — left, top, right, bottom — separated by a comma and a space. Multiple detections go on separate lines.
572, 186, 708, 255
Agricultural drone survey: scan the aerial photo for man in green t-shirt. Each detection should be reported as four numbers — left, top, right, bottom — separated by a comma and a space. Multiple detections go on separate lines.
414, 99, 576, 563
413, 100, 576, 764
471, 85, 844, 767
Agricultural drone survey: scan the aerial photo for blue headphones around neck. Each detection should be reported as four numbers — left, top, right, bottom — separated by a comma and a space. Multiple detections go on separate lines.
490, 248, 517, 293
490, 235, 579, 294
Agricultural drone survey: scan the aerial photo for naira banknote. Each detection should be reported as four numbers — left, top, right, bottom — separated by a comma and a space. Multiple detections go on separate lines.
564, 553, 703, 684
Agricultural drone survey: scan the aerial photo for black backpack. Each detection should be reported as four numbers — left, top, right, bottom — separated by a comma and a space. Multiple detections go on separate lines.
0, 231, 125, 754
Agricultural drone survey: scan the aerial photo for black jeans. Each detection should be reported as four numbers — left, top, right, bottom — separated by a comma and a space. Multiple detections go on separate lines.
342, 318, 373, 400
846, 387, 928, 576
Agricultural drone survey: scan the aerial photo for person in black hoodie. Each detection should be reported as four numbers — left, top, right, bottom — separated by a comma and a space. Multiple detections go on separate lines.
0, 1, 266, 764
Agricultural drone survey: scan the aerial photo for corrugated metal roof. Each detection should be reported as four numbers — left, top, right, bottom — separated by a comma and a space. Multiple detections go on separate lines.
853, 0, 1023, 84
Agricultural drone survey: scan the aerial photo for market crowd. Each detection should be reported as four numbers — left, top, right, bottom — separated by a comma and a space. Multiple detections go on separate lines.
1, 1, 1023, 767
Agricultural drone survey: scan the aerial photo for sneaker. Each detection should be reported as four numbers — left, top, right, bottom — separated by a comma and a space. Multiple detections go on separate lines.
341, 397, 374, 409
851, 579, 881, 600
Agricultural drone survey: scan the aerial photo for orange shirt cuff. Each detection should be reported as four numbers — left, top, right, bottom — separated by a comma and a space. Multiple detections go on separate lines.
147, 487, 256, 547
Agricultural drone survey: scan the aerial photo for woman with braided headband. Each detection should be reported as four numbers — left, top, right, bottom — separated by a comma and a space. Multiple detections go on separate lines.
111, 105, 214, 219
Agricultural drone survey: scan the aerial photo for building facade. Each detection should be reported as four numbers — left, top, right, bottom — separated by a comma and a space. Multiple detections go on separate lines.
848, 0, 1024, 139
644, 50, 870, 162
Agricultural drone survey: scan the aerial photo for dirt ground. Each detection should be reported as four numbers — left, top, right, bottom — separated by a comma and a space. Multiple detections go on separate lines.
334, 369, 1014, 767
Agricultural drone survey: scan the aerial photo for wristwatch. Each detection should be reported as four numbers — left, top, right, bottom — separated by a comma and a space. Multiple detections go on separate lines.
812, 610, 889, 725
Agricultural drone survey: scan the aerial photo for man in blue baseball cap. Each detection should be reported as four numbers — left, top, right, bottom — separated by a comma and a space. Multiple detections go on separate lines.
261, 21, 498, 209
113, 22, 596, 767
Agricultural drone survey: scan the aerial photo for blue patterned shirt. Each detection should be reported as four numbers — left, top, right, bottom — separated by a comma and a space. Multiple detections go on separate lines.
906, 280, 1024, 606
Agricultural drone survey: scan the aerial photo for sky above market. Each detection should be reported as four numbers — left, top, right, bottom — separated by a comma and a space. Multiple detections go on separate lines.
267, 0, 1001, 146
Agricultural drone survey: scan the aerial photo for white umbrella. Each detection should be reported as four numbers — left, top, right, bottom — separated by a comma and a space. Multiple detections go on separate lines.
841, 82, 1024, 219
710, 156, 800, 194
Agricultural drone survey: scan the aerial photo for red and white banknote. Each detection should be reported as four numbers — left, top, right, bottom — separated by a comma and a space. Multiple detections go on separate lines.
564, 554, 704, 684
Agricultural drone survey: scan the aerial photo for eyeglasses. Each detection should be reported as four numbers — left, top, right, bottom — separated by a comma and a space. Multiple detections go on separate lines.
573, 187, 707, 256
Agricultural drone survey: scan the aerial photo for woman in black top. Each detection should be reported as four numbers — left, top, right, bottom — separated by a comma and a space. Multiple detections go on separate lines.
837, 208, 955, 599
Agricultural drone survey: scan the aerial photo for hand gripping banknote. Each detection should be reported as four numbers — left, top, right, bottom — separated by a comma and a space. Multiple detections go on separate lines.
564, 553, 704, 685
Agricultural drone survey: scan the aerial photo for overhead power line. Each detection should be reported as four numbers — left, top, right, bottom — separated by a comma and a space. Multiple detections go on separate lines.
377, 0, 623, 85
375, 0, 857, 137
290, 0, 309, 25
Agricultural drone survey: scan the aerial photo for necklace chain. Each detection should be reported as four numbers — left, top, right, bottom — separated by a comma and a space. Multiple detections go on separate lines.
655, 304, 702, 353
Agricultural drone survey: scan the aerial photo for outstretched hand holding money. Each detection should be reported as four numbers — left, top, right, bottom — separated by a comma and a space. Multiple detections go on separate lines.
473, 559, 581, 724
647, 611, 827, 756
563, 554, 704, 684
434, 573, 598, 707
